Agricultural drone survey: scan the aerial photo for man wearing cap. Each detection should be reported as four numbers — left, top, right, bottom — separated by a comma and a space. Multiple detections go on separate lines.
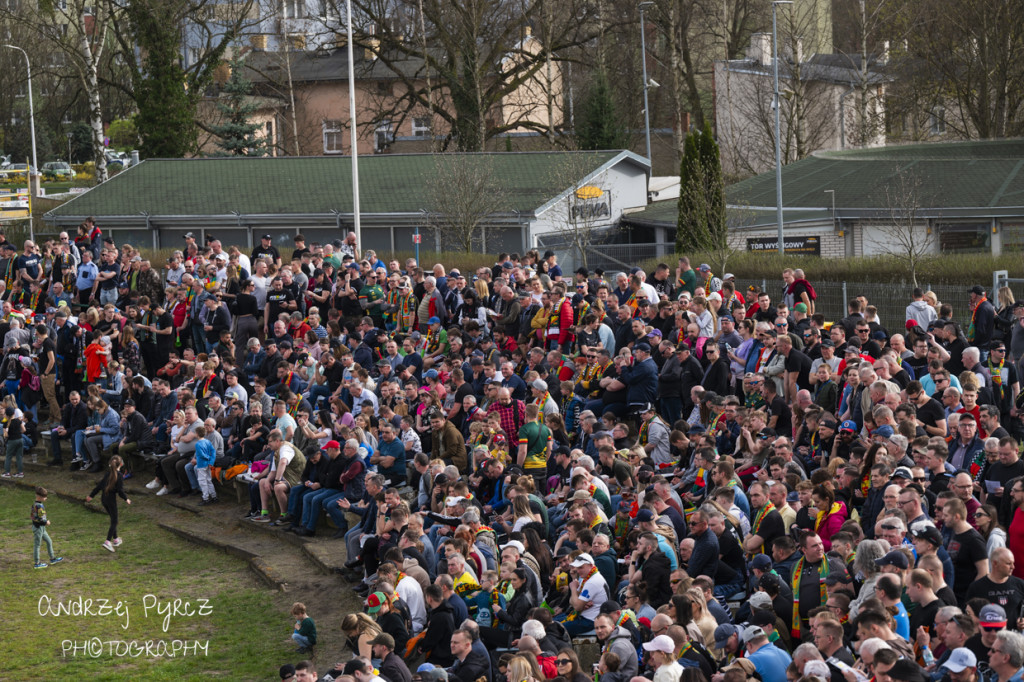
940, 648, 979, 682
743, 625, 792, 682
289, 440, 347, 536
528, 378, 558, 418
113, 397, 154, 462
251, 233, 281, 267
556, 551, 608, 636
370, 631, 412, 682
632, 402, 669, 466
627, 531, 672, 608
966, 548, 1024, 627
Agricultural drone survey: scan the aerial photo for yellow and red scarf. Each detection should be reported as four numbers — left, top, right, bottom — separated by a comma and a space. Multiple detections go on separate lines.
791, 555, 830, 640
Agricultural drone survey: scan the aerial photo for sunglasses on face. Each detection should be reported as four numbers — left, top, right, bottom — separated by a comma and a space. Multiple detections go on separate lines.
556, 659, 572, 666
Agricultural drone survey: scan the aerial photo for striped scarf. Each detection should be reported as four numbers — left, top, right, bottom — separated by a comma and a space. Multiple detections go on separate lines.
750, 502, 776, 555
791, 555, 830, 640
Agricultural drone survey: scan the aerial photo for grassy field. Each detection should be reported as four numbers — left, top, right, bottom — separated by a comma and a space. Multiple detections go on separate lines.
0, 487, 299, 681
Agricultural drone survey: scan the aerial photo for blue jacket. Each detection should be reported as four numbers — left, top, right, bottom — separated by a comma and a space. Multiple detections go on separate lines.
194, 439, 216, 468
97, 408, 121, 448
620, 357, 658, 405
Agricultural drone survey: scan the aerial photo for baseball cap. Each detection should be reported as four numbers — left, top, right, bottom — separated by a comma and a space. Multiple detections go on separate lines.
280, 664, 297, 680
749, 591, 773, 611
639, 402, 656, 414
794, 303, 808, 313
501, 540, 525, 554
635, 342, 651, 352
979, 604, 1007, 627
531, 379, 548, 391
714, 623, 742, 649
123, 398, 135, 407
366, 591, 387, 614
824, 571, 853, 586
445, 496, 466, 507
261, 233, 272, 240
325, 440, 341, 450
720, 314, 734, 322
369, 632, 395, 649
820, 338, 835, 347
642, 635, 675, 654
839, 420, 857, 433
599, 600, 622, 615
699, 263, 711, 272
740, 625, 766, 643
570, 490, 592, 502
893, 466, 913, 479
570, 552, 596, 567
910, 524, 943, 546
750, 554, 772, 571
874, 550, 910, 569
634, 509, 655, 523
723, 273, 735, 280
942, 649, 978, 673
751, 608, 775, 627
970, 285, 985, 296
887, 659, 927, 682
874, 425, 896, 439
424, 369, 439, 380
427, 316, 441, 325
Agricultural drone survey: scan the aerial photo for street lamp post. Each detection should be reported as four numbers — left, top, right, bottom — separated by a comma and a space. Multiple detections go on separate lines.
4, 44, 38, 197
824, 189, 836, 231
638, 1, 654, 162
771, 1, 792, 254
345, 0, 361, 253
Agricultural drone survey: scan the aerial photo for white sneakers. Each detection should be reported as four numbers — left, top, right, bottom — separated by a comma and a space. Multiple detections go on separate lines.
102, 540, 115, 552
112, 538, 122, 547
146, 478, 161, 490
155, 487, 169, 496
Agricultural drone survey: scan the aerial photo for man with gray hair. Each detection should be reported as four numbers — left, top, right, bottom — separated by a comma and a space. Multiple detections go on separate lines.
989, 630, 1024, 682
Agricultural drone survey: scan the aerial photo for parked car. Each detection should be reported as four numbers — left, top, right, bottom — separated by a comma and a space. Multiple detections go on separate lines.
0, 163, 30, 181
104, 151, 125, 170
42, 161, 76, 180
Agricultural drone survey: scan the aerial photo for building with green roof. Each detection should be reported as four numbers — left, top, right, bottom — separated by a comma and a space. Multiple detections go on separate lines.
623, 138, 1024, 258
44, 151, 650, 256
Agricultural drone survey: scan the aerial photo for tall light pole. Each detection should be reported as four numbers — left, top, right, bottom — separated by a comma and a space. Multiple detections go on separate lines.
638, 1, 654, 162
345, 0, 362, 253
771, 1, 792, 254
824, 189, 836, 231
4, 44, 38, 197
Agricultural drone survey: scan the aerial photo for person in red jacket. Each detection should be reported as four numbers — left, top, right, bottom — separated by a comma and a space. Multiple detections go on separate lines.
544, 282, 575, 354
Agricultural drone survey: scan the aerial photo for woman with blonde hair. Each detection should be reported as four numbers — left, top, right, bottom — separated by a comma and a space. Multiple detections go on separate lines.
341, 611, 382, 659
686, 586, 719, 652
507, 654, 543, 682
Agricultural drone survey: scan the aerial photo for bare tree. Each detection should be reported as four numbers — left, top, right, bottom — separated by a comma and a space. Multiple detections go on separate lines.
426, 153, 510, 253
879, 165, 936, 287
542, 150, 618, 269
1, 0, 116, 181
336, 0, 601, 151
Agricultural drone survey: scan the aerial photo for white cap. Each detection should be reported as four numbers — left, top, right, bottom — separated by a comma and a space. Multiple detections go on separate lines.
740, 626, 766, 644
445, 496, 465, 508
943, 649, 978, 673
501, 540, 525, 554
570, 552, 595, 567
642, 635, 675, 654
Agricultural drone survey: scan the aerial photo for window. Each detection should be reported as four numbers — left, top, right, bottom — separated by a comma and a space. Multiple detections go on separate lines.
323, 119, 344, 154
283, 0, 305, 19
376, 81, 390, 95
374, 119, 393, 152
938, 222, 989, 254
929, 106, 946, 136
287, 33, 306, 51
412, 117, 431, 137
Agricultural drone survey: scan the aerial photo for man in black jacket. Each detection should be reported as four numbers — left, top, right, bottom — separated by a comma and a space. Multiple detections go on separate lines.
371, 632, 412, 682
46, 389, 88, 466
114, 399, 156, 461
53, 309, 80, 401
447, 628, 491, 682
419, 584, 455, 666
629, 532, 673, 608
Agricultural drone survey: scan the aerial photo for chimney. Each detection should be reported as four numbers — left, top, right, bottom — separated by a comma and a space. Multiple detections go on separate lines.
748, 33, 772, 66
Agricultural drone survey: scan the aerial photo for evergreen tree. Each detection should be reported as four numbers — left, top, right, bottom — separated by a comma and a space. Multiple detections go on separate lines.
576, 70, 627, 150
210, 57, 268, 157
677, 121, 727, 252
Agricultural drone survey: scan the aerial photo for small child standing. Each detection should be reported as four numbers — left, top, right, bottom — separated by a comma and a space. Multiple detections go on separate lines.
30, 487, 63, 569
3, 406, 24, 478
290, 602, 317, 653
85, 455, 131, 553
191, 426, 218, 505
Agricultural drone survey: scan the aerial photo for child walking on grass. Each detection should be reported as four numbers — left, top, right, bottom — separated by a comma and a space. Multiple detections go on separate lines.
85, 455, 131, 553
291, 602, 317, 654
30, 487, 63, 569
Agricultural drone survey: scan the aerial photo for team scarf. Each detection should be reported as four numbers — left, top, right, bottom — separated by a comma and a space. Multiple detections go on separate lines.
989, 356, 1005, 389
547, 297, 567, 336
577, 299, 591, 325
564, 565, 600, 622
196, 373, 215, 400
424, 327, 440, 354
138, 309, 153, 344
613, 513, 631, 546
677, 642, 693, 660
288, 399, 300, 418
21, 287, 41, 312
638, 415, 663, 445
625, 290, 641, 318
706, 410, 726, 437
791, 554, 830, 640
703, 272, 715, 296
750, 502, 776, 554
814, 502, 842, 532
968, 296, 987, 342
532, 391, 551, 410
0, 259, 14, 290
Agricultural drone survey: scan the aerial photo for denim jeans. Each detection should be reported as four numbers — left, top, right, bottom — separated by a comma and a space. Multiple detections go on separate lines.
301, 489, 345, 530
292, 632, 313, 648
307, 384, 332, 410
556, 613, 595, 636
288, 484, 314, 516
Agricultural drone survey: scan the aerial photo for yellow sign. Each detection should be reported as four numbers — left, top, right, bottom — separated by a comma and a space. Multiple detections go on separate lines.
575, 185, 604, 200
0, 188, 30, 220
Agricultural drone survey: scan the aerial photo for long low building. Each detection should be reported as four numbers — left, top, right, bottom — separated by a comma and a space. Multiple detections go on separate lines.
45, 151, 650, 256
623, 138, 1024, 257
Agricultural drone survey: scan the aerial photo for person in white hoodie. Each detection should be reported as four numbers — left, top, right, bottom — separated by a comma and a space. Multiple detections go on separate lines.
906, 288, 938, 327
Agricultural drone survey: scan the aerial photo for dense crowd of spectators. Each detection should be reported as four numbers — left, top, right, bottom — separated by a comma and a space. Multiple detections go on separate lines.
5, 223, 1024, 682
